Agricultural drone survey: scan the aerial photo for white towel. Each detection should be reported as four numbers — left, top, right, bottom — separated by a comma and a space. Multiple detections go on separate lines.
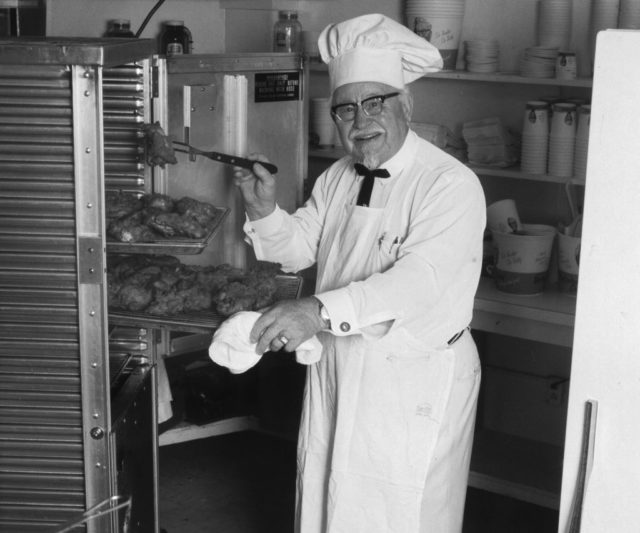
209, 311, 322, 374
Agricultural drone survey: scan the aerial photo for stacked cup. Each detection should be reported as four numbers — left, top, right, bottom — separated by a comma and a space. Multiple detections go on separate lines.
618, 0, 640, 28
310, 98, 335, 148
548, 102, 577, 177
464, 39, 500, 73
520, 101, 550, 175
405, 0, 466, 69
573, 105, 591, 182
537, 0, 573, 49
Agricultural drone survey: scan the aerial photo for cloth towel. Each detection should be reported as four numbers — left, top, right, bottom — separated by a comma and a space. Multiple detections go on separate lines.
209, 311, 323, 374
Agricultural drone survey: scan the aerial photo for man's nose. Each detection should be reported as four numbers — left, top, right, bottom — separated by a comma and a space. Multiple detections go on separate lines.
353, 106, 371, 128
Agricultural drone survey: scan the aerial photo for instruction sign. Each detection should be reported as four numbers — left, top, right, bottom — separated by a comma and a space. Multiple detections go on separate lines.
254, 71, 300, 102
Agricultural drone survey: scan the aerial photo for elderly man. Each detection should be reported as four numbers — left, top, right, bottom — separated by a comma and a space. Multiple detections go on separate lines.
234, 13, 486, 533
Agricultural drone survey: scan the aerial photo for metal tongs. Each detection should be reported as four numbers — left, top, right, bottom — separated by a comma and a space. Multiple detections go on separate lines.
173, 141, 279, 174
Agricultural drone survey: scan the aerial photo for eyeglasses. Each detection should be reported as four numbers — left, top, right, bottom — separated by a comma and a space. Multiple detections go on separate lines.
331, 92, 400, 122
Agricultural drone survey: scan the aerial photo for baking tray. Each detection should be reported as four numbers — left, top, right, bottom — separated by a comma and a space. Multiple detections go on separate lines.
106, 207, 230, 255
108, 274, 303, 334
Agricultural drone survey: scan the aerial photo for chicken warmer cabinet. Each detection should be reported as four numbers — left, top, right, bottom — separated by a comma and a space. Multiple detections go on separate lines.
0, 38, 160, 533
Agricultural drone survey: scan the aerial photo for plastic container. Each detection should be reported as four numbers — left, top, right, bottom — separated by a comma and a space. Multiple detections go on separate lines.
273, 11, 302, 53
160, 21, 192, 56
105, 19, 135, 38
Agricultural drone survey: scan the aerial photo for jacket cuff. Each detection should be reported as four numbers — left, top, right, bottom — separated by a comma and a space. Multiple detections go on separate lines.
315, 289, 358, 336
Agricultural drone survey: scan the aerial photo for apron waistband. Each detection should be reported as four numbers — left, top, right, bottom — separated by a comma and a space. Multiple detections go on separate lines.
447, 327, 469, 346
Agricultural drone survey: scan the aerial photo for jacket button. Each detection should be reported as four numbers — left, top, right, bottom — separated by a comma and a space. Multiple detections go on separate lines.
340, 322, 350, 332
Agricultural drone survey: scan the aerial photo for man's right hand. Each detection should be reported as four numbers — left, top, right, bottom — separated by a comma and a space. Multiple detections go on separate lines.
233, 152, 277, 220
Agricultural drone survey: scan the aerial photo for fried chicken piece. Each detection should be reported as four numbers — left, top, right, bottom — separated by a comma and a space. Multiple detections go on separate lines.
181, 284, 212, 312
251, 276, 278, 309
145, 211, 206, 239
143, 121, 177, 168
106, 190, 143, 220
146, 289, 185, 315
108, 211, 156, 243
175, 197, 219, 227
243, 262, 282, 308
118, 280, 154, 311
213, 281, 258, 316
142, 193, 174, 212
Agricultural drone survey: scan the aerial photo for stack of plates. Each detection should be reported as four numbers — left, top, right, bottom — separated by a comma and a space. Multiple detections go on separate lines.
618, 0, 640, 28
538, 0, 572, 49
573, 105, 591, 181
464, 39, 500, 73
520, 47, 558, 78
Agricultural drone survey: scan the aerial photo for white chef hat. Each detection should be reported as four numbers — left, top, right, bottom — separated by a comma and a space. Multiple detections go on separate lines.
318, 13, 443, 93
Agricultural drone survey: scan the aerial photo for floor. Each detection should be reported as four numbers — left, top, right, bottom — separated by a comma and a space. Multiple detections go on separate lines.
158, 430, 559, 533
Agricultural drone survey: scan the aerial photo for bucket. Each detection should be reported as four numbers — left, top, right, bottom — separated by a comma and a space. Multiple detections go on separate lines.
405, 0, 465, 69
557, 231, 581, 295
491, 224, 556, 295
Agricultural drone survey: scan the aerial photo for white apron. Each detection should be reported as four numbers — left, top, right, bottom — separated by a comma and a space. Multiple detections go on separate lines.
295, 201, 481, 533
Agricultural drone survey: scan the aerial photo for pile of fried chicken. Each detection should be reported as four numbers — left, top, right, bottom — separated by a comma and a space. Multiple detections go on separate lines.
106, 191, 223, 243
107, 255, 283, 317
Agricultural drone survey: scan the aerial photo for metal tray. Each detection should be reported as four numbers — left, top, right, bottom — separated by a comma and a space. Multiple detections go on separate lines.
108, 274, 303, 334
106, 207, 230, 255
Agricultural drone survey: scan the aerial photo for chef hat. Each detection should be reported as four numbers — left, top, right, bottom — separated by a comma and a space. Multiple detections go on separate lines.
318, 13, 443, 93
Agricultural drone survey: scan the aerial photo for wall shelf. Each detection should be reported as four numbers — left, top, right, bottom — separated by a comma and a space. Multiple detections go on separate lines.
308, 62, 592, 88
308, 149, 586, 186
472, 278, 576, 347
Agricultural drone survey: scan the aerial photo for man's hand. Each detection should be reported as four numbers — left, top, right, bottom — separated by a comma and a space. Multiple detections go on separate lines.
233, 152, 277, 220
250, 297, 326, 354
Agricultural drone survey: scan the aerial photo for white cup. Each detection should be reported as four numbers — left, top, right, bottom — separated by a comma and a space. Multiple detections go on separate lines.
487, 199, 522, 233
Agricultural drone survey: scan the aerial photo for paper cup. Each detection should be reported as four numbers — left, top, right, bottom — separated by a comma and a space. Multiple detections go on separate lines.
486, 199, 522, 233
557, 231, 581, 295
491, 224, 556, 295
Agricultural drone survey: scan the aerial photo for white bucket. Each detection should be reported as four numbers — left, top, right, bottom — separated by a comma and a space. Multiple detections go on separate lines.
557, 231, 581, 295
491, 224, 556, 295
406, 12, 465, 69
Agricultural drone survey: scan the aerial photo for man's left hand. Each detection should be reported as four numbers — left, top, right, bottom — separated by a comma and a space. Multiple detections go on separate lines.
250, 297, 325, 354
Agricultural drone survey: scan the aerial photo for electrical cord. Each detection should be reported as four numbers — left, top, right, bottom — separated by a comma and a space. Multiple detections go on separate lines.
135, 0, 166, 38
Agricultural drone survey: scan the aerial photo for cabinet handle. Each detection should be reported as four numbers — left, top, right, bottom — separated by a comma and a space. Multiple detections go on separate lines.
566, 399, 598, 533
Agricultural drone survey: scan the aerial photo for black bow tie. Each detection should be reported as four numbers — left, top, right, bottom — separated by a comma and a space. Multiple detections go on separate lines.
354, 163, 390, 207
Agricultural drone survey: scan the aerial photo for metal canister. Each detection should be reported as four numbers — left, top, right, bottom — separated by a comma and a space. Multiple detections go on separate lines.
160, 21, 192, 56
556, 51, 577, 80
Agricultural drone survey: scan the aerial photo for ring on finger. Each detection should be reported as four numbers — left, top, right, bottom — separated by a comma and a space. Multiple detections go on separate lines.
278, 335, 289, 345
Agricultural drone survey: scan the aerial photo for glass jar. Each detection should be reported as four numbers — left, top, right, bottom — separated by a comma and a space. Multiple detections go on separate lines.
273, 11, 302, 53
160, 21, 192, 56
105, 19, 135, 38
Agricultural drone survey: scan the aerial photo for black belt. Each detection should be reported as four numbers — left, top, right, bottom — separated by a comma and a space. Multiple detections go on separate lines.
447, 328, 468, 346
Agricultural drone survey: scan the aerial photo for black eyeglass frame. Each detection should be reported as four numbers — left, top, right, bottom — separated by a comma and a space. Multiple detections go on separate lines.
330, 92, 400, 122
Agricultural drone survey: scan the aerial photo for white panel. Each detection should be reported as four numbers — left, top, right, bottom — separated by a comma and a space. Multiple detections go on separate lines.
559, 30, 640, 533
